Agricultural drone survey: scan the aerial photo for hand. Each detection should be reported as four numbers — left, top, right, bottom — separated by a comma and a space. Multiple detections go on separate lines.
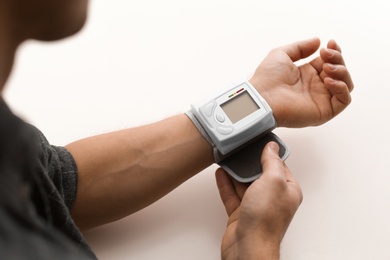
216, 142, 303, 259
250, 37, 354, 128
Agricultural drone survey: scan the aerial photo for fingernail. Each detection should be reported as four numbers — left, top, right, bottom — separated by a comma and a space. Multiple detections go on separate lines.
325, 48, 334, 57
268, 141, 279, 153
326, 63, 337, 71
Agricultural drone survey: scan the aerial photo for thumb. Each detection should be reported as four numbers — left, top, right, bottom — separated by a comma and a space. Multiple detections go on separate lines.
280, 37, 321, 62
261, 141, 281, 162
260, 142, 285, 179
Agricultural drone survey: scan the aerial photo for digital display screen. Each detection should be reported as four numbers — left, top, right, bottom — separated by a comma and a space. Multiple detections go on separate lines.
220, 91, 260, 124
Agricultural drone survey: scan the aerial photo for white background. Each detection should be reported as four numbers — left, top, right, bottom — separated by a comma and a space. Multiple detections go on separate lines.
4, 0, 390, 259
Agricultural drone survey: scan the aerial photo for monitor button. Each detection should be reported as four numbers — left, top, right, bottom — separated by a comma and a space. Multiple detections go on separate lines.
217, 126, 233, 135
216, 113, 225, 123
204, 102, 216, 117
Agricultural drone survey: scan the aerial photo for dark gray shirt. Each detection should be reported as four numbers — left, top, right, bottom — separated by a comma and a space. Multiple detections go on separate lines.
0, 99, 96, 259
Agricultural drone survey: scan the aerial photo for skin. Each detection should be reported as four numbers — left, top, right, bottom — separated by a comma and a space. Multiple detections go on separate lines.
0, 0, 89, 89
216, 142, 302, 259
65, 36, 353, 230
250, 37, 353, 128
0, 0, 354, 258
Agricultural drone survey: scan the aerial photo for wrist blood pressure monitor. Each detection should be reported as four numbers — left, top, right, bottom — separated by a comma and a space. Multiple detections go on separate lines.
187, 80, 290, 183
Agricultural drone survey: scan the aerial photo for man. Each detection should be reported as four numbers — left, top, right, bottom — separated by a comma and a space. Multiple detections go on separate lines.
0, 0, 354, 259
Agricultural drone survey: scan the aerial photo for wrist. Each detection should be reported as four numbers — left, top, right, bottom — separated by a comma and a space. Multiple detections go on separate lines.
188, 80, 276, 162
222, 240, 280, 260
248, 78, 282, 128
235, 235, 280, 260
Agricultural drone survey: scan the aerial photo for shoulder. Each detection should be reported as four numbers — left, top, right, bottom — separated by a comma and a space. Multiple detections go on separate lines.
28, 124, 78, 209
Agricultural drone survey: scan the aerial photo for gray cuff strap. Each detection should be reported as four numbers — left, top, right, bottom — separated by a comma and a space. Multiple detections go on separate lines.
185, 110, 223, 163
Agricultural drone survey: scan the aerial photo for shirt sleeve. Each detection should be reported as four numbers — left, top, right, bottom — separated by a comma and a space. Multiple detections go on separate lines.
33, 126, 78, 211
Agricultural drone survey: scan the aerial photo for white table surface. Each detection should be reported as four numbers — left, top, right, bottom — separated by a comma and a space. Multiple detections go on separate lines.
4, 1, 390, 259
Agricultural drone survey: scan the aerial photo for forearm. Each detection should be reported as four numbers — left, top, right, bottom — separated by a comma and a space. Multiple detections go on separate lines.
67, 114, 213, 230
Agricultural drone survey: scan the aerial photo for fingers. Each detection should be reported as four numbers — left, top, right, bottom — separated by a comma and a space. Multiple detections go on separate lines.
322, 59, 354, 93
325, 77, 351, 115
215, 168, 242, 216
327, 39, 342, 53
278, 37, 321, 62
217, 142, 303, 216
320, 40, 354, 116
320, 40, 354, 92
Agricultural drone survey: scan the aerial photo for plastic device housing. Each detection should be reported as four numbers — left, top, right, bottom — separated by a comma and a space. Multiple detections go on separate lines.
190, 81, 276, 155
